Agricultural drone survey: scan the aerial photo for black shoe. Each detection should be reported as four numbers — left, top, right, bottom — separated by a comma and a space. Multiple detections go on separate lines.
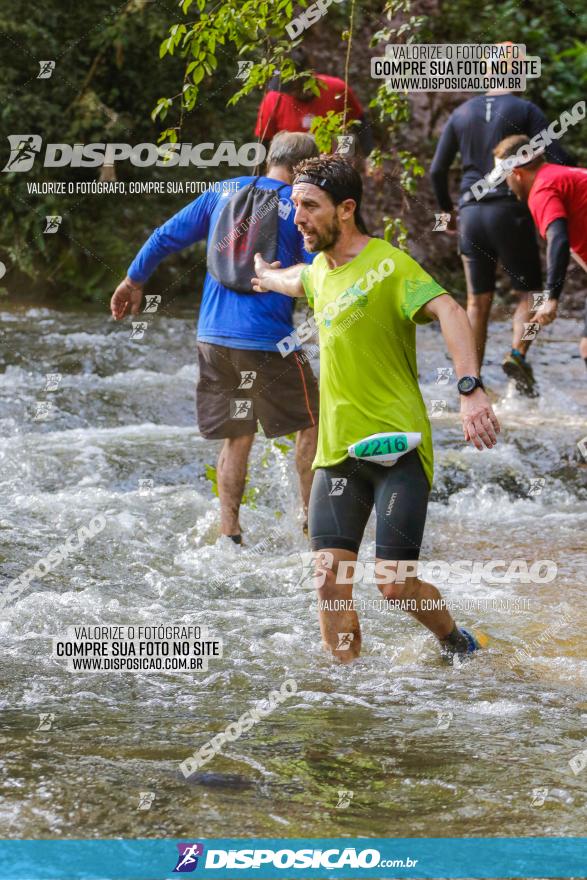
502, 352, 538, 397
440, 626, 488, 662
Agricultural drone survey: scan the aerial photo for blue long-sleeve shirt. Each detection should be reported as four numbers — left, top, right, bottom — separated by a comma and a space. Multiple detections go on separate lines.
128, 175, 313, 352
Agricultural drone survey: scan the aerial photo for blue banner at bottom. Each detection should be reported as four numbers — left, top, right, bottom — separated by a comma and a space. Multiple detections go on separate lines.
0, 838, 585, 879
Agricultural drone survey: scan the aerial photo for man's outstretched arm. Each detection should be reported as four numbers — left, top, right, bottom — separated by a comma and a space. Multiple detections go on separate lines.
110, 193, 213, 319
421, 294, 501, 450
252, 253, 306, 297
111, 275, 145, 319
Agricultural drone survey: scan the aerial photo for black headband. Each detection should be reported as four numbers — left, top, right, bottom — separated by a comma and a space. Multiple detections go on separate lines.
294, 173, 360, 208
293, 172, 368, 233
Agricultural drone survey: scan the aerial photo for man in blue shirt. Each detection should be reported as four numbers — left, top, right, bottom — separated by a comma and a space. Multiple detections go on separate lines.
110, 132, 320, 543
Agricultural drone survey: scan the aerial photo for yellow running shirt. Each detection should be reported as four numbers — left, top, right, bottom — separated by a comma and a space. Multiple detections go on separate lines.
300, 238, 446, 486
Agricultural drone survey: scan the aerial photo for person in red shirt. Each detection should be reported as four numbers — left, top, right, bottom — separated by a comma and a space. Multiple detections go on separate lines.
493, 134, 587, 366
255, 48, 374, 157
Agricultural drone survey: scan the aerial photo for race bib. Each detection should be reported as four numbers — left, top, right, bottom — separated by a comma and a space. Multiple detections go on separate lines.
348, 432, 421, 467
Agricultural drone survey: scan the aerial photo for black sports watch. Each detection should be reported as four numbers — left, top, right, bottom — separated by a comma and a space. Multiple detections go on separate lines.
457, 375, 485, 395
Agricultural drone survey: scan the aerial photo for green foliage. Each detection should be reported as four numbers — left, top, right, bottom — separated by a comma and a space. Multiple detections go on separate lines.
367, 0, 426, 245
369, 84, 411, 126
205, 464, 219, 497
241, 481, 260, 509
155, 0, 311, 127
271, 433, 296, 455
555, 42, 587, 84
0, 1, 202, 300
396, 151, 425, 194
0, 0, 256, 301
205, 462, 259, 508
383, 216, 409, 251
154, 0, 368, 153
310, 111, 359, 153
370, 0, 426, 45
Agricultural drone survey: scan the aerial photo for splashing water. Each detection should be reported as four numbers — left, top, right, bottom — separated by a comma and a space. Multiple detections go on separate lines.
0, 304, 586, 838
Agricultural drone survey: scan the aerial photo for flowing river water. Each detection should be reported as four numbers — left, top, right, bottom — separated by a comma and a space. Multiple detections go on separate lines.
0, 302, 586, 844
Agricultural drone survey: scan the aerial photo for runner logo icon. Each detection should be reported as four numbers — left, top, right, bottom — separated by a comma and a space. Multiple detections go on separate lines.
173, 843, 204, 873
130, 322, 148, 340
44, 215, 62, 233
433, 212, 451, 231
37, 60, 55, 79
238, 371, 256, 389
278, 198, 293, 220
336, 135, 355, 156
236, 60, 253, 80
143, 294, 161, 313
521, 321, 540, 341
3, 135, 42, 172
231, 399, 253, 419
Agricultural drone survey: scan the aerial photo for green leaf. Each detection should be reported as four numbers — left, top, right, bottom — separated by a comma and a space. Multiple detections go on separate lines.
205, 464, 219, 497
151, 97, 172, 121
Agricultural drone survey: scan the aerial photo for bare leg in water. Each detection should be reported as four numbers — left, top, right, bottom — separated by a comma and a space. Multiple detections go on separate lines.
216, 434, 255, 538
313, 551, 457, 663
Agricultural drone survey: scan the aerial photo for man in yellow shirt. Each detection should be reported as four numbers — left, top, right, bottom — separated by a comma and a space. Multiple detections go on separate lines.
253, 156, 500, 663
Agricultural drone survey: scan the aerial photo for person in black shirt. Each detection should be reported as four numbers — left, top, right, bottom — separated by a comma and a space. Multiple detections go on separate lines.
430, 87, 573, 394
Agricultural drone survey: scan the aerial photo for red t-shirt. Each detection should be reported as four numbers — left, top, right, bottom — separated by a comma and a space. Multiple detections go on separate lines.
528, 163, 587, 265
255, 74, 364, 141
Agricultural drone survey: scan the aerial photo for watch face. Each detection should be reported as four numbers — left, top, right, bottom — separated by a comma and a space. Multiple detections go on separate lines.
459, 376, 476, 394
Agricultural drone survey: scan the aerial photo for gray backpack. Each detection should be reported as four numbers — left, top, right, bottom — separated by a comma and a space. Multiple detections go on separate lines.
207, 177, 288, 293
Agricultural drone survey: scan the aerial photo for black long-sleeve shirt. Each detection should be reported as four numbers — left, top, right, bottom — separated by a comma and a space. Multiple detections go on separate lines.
430, 94, 575, 212
545, 217, 570, 300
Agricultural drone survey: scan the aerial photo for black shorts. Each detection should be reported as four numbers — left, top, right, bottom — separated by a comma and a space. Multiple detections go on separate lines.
196, 342, 319, 439
308, 450, 429, 560
459, 199, 542, 294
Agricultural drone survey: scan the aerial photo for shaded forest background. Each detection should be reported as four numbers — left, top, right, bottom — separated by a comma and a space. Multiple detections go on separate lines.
1, 0, 586, 310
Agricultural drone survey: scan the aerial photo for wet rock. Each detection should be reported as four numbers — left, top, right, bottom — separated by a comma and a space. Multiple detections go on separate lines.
183, 771, 256, 789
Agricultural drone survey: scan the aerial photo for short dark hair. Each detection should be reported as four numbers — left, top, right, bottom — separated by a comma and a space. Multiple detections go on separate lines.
292, 155, 369, 234
266, 132, 319, 173
493, 134, 545, 170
